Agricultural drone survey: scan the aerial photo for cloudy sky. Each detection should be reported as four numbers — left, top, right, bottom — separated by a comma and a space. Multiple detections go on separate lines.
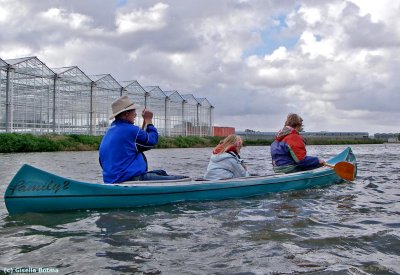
1, 0, 399, 134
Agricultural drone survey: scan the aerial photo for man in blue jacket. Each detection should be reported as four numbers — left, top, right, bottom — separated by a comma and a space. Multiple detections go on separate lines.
99, 95, 187, 183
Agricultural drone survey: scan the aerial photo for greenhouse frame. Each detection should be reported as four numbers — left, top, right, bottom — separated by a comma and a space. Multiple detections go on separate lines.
0, 56, 214, 137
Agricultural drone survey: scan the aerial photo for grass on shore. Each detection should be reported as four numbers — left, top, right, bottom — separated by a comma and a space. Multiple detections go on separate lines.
0, 133, 103, 153
0, 133, 383, 153
0, 133, 224, 153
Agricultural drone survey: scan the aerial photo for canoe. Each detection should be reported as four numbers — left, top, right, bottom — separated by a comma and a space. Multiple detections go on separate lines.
4, 147, 357, 214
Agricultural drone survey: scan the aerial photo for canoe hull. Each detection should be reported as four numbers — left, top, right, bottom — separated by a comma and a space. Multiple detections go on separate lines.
4, 147, 357, 214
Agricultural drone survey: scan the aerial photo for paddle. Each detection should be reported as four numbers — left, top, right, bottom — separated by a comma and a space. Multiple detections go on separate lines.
139, 108, 151, 171
324, 162, 356, 181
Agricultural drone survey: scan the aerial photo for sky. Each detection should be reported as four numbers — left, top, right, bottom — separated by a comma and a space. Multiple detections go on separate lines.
1, 0, 399, 134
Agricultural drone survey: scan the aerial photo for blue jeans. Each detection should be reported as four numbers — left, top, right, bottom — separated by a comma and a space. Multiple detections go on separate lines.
130, 170, 189, 181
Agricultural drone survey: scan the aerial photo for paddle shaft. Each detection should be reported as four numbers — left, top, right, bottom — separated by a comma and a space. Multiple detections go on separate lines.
323, 163, 335, 168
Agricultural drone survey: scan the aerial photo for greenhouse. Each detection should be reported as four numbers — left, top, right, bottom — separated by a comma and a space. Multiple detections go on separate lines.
164, 90, 184, 137
1, 57, 55, 134
196, 97, 214, 137
52, 66, 92, 134
0, 58, 7, 129
89, 74, 122, 135
144, 86, 167, 136
0, 56, 214, 137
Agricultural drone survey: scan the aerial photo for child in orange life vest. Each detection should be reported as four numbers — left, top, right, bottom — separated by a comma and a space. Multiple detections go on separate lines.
204, 134, 250, 180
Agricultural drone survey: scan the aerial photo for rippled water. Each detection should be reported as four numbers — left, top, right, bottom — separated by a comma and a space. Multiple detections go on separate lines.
0, 145, 399, 274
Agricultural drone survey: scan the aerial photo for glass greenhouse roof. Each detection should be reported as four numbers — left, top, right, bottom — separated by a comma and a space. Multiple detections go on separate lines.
164, 90, 184, 102
120, 80, 146, 95
0, 58, 7, 68
196, 97, 213, 107
181, 94, 199, 105
144, 86, 166, 99
52, 66, 91, 84
4, 56, 55, 78
89, 74, 122, 90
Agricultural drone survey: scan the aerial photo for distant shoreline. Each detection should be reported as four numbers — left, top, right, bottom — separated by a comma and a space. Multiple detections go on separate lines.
0, 133, 383, 153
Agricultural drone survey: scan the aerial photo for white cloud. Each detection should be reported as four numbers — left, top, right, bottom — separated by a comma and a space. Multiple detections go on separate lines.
41, 8, 93, 30
0, 44, 32, 59
192, 8, 265, 63
0, 6, 9, 23
116, 2, 168, 34
168, 53, 185, 65
0, 0, 28, 25
128, 49, 141, 61
36, 39, 89, 66
299, 31, 335, 59
299, 6, 322, 26
348, 0, 400, 23
264, 47, 288, 62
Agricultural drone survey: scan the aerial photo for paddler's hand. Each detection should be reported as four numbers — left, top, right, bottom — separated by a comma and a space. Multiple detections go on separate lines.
142, 109, 153, 126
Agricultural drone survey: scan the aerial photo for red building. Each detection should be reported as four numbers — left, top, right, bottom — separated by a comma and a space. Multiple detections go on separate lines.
213, 126, 235, 137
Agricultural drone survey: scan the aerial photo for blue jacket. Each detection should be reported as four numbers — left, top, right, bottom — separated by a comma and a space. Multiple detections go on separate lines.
99, 119, 158, 183
270, 126, 320, 173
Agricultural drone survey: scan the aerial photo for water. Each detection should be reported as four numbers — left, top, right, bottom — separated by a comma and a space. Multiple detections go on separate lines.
0, 145, 399, 274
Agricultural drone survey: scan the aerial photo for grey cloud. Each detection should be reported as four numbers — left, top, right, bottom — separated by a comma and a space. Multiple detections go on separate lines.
342, 5, 400, 49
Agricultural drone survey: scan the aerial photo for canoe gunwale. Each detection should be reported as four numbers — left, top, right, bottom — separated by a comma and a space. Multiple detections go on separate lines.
5, 169, 338, 200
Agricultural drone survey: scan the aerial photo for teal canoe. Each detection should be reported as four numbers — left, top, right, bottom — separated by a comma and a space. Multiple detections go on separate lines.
4, 147, 357, 214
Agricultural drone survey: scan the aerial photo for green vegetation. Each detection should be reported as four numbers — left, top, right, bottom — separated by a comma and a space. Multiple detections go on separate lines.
0, 133, 384, 153
0, 133, 223, 153
0, 133, 102, 153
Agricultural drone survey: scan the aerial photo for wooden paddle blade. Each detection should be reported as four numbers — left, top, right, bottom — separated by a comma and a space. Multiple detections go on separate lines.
334, 161, 356, 181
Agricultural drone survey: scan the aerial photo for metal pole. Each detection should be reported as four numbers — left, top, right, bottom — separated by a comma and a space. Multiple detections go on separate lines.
89, 81, 94, 135
144, 92, 149, 108
196, 103, 200, 136
52, 74, 57, 133
164, 97, 169, 137
182, 101, 186, 136
210, 106, 214, 136
5, 65, 11, 132
144, 92, 149, 131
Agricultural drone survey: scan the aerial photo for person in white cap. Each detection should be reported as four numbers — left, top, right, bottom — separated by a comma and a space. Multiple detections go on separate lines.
99, 95, 188, 183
